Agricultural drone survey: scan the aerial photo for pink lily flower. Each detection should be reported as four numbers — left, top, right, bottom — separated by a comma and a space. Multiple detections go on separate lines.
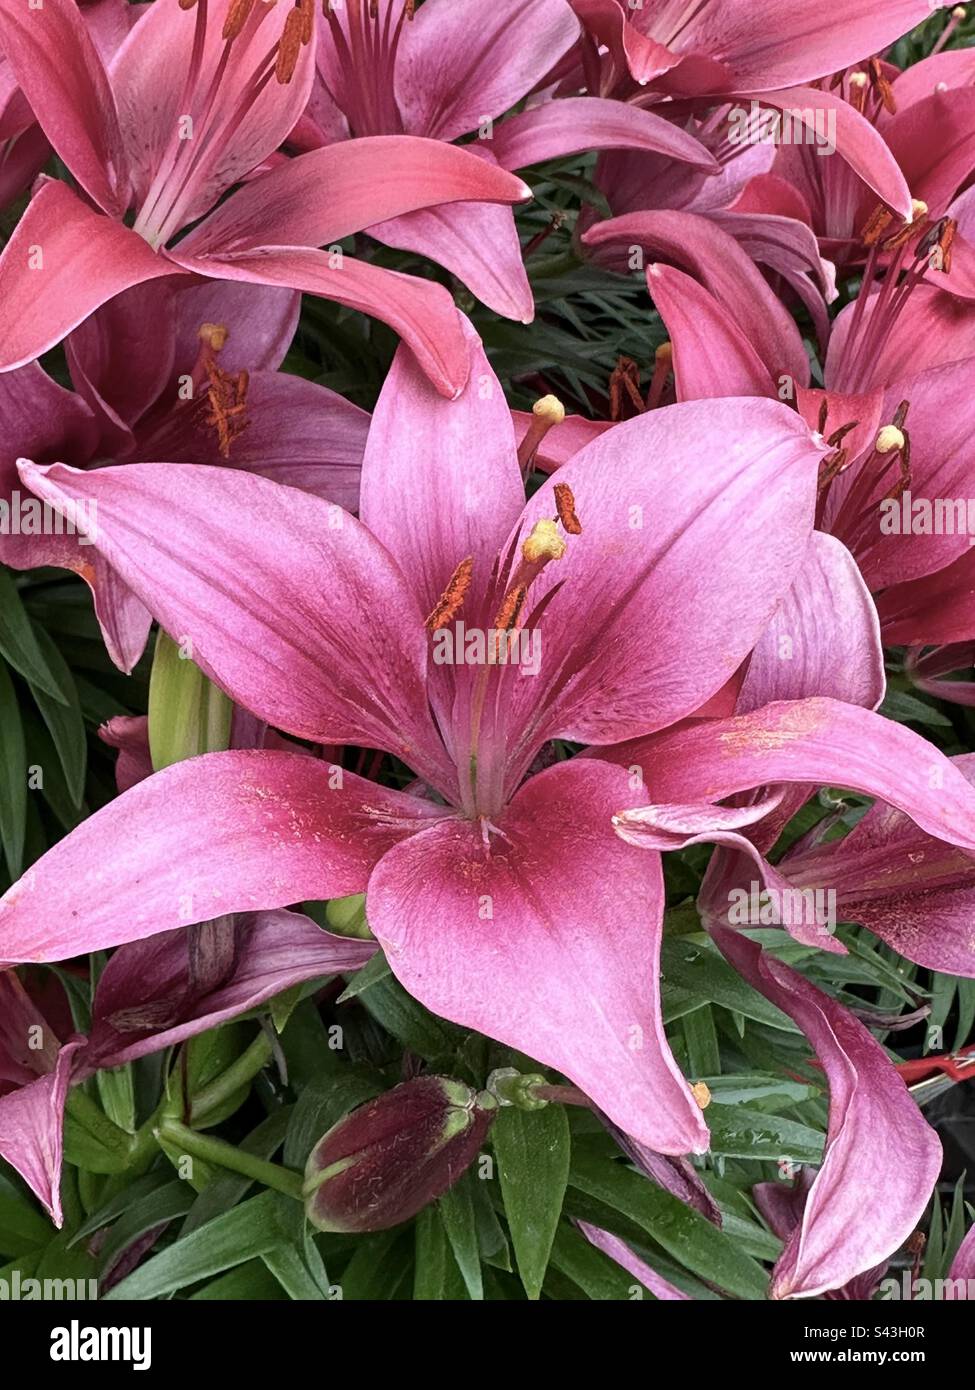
599, 206, 975, 660
297, 0, 718, 321
0, 321, 841, 1153
563, 0, 946, 99
8, 322, 975, 1154
0, 0, 531, 397
1, 276, 369, 672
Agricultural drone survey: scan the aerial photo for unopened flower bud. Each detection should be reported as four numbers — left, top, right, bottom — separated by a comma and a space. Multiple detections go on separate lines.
303, 1076, 496, 1232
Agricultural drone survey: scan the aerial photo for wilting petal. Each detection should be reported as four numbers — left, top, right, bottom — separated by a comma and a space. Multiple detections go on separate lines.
368, 198, 533, 323
367, 758, 709, 1154
584, 210, 808, 388
736, 532, 885, 713
0, 751, 445, 965
136, 370, 369, 512
647, 263, 776, 399
167, 245, 473, 401
396, 0, 580, 142
0, 0, 126, 214
488, 98, 717, 173
0, 181, 177, 372
176, 138, 530, 256
578, 1222, 691, 1300
613, 795, 844, 952
18, 460, 452, 787
714, 927, 941, 1299
614, 698, 975, 857
86, 910, 376, 1068
0, 1039, 84, 1227
496, 399, 821, 770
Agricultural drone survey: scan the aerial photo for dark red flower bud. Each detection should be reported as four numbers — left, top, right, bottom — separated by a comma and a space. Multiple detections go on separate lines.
303, 1076, 496, 1233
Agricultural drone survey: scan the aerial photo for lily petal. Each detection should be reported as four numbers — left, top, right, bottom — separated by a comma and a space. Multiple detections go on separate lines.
0, 181, 177, 372
713, 926, 941, 1300
0, 751, 444, 965
396, 0, 580, 142
18, 460, 451, 785
487, 97, 717, 174
86, 910, 376, 1068
0, 0, 126, 214
368, 758, 709, 1153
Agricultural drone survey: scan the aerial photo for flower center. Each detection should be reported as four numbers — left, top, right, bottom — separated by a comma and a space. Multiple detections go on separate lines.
827, 205, 956, 394
320, 0, 415, 138
131, 0, 314, 249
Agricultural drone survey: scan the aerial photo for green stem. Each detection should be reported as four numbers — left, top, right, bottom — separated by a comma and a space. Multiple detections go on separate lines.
190, 1030, 273, 1124
157, 1120, 304, 1201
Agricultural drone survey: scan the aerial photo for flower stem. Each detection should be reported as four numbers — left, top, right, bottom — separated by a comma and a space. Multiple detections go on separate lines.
156, 1119, 304, 1201
190, 1030, 273, 1124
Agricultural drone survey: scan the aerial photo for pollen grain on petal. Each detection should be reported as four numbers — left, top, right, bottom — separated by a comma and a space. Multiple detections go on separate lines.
493, 584, 528, 632
424, 555, 474, 631
553, 482, 582, 535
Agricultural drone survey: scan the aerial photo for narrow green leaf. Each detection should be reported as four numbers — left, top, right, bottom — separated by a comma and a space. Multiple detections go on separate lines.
660, 939, 796, 1031
569, 1140, 769, 1300
28, 627, 86, 806
493, 1101, 570, 1299
0, 659, 26, 876
0, 568, 70, 702
547, 1224, 646, 1300
437, 1174, 483, 1300
102, 1192, 293, 1299
704, 1104, 825, 1163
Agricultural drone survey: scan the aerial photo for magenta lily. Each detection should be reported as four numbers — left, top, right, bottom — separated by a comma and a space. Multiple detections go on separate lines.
0, 0, 530, 397
1, 276, 369, 672
0, 317, 839, 1152
299, 0, 717, 321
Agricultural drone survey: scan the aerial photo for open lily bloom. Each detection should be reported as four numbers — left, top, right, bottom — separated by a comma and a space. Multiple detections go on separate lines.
0, 322, 841, 1154
299, 0, 717, 321
0, 0, 531, 397
1, 277, 369, 672
595, 203, 975, 658
7, 321, 975, 1157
